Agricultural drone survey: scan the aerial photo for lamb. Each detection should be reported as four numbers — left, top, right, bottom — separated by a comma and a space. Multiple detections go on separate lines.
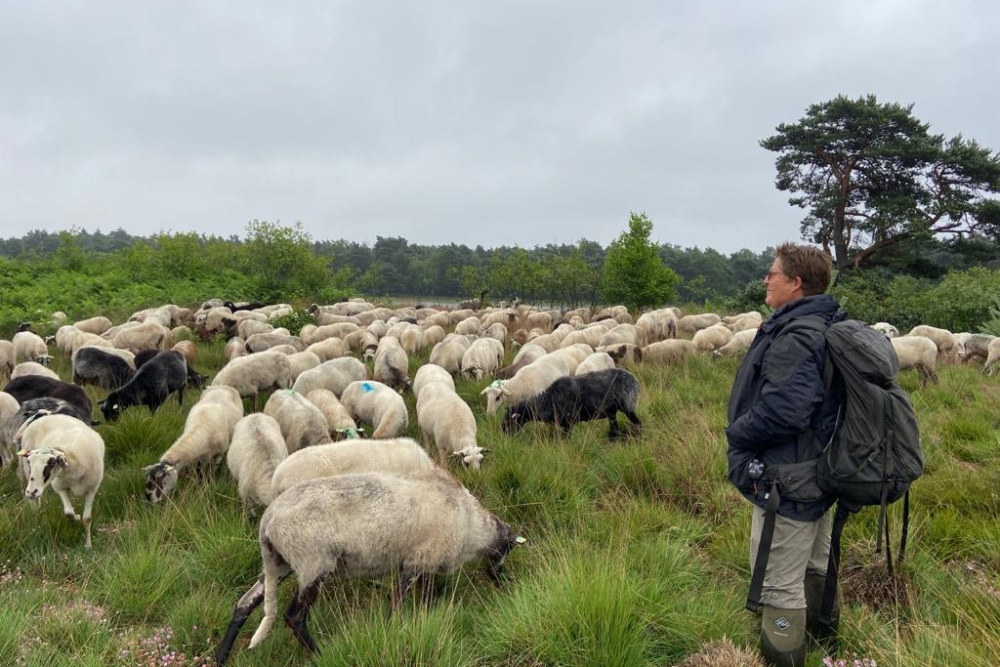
213, 351, 294, 411
373, 336, 412, 391
416, 383, 485, 469
642, 340, 696, 364
461, 337, 505, 380
304, 389, 360, 439
890, 336, 939, 385
677, 313, 722, 337
412, 363, 455, 399
214, 469, 523, 663
72, 346, 136, 389
101, 350, 188, 421
340, 380, 408, 439
12, 331, 51, 365
269, 437, 437, 498
480, 353, 571, 415
502, 368, 642, 439
263, 390, 332, 454
17, 414, 104, 548
574, 352, 616, 375
692, 324, 735, 354
10, 362, 60, 381
227, 414, 288, 509
428, 336, 471, 375
143, 385, 244, 502
291, 357, 367, 397
712, 328, 757, 358
0, 340, 14, 380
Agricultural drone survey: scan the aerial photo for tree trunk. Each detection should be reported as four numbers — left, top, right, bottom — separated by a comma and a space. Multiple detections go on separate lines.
832, 201, 851, 272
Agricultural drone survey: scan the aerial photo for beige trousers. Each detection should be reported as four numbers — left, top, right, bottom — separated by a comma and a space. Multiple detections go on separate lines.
749, 506, 833, 609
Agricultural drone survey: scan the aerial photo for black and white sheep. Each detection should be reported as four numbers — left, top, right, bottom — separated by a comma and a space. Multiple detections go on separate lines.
502, 368, 642, 439
214, 468, 523, 663
100, 350, 187, 421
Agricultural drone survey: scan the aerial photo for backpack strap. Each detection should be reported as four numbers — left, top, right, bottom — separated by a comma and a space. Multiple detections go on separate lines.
746, 481, 781, 613
899, 490, 911, 565
820, 502, 851, 626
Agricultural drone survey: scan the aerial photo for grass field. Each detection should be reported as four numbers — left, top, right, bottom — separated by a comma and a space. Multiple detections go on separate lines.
1, 340, 998, 667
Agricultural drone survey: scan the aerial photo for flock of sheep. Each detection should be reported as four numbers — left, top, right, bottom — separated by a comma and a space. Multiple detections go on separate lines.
0, 297, 990, 661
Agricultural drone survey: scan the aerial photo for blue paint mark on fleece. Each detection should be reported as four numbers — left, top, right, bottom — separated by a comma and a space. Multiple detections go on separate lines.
361, 382, 374, 393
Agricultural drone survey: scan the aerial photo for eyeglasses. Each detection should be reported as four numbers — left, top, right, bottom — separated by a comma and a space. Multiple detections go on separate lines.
764, 270, 788, 281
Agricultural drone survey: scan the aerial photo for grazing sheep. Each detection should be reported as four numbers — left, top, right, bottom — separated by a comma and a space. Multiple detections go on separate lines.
871, 322, 900, 339
263, 390, 332, 454
907, 324, 957, 363
136, 349, 207, 390
246, 332, 305, 354
215, 469, 523, 663
305, 337, 346, 362
461, 337, 504, 381
429, 336, 470, 375
286, 351, 321, 381
143, 385, 244, 503
455, 316, 483, 336
73, 316, 113, 335
597, 323, 645, 349
575, 352, 616, 375
642, 340, 696, 364
373, 336, 412, 391
0, 340, 14, 380
171, 340, 198, 367
291, 357, 368, 397
112, 321, 171, 353
238, 319, 275, 340
480, 353, 571, 415
712, 328, 757, 358
343, 328, 379, 359
496, 342, 547, 379
421, 324, 446, 349
982, 338, 1000, 375
600, 343, 644, 364
340, 380, 408, 439
416, 383, 485, 469
412, 363, 455, 399
303, 389, 360, 439
12, 331, 51, 365
17, 414, 104, 548
502, 368, 642, 439
100, 350, 187, 421
399, 324, 425, 356
2, 398, 93, 470
213, 351, 294, 412
3, 376, 93, 422
224, 337, 248, 362
0, 391, 20, 466
72, 346, 136, 389
692, 324, 735, 353
959, 334, 996, 363
890, 336, 939, 385
270, 437, 436, 498
677, 313, 722, 338
10, 362, 60, 381
227, 414, 288, 509
723, 311, 763, 334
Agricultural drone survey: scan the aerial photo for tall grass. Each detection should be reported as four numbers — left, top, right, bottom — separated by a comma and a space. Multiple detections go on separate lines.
0, 341, 998, 666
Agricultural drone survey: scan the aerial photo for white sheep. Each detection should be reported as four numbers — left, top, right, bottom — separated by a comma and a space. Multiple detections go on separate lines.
574, 352, 616, 375
416, 383, 485, 469
237, 319, 274, 340
224, 336, 248, 362
907, 324, 957, 363
269, 437, 436, 498
373, 336, 411, 391
246, 332, 305, 354
982, 338, 1000, 375
263, 390, 333, 454
412, 363, 455, 399
286, 351, 321, 381
890, 336, 939, 385
142, 386, 244, 503
113, 321, 171, 353
428, 336, 470, 375
217, 469, 521, 660
871, 322, 900, 339
713, 328, 758, 358
421, 324, 446, 349
12, 331, 51, 365
677, 313, 722, 337
454, 316, 483, 336
305, 337, 346, 362
0, 340, 15, 380
460, 337, 505, 380
692, 324, 735, 353
17, 414, 104, 548
399, 324, 425, 356
10, 361, 61, 381
212, 352, 294, 412
73, 316, 113, 335
291, 357, 368, 397
340, 380, 408, 439
304, 389, 360, 439
480, 353, 570, 415
344, 328, 379, 360
227, 413, 288, 509
642, 339, 696, 364
0, 391, 20, 466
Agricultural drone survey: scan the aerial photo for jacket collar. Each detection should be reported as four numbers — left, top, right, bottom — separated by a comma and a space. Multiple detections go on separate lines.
760, 294, 842, 334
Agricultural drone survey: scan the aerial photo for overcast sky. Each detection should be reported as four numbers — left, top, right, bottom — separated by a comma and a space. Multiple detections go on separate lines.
1, 1, 997, 254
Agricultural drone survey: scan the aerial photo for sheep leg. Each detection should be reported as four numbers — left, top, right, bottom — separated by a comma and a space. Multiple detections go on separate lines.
390, 572, 420, 614
176, 385, 185, 406
285, 576, 324, 652
54, 487, 80, 522
81, 489, 97, 549
607, 414, 622, 440
216, 574, 268, 666
624, 410, 643, 436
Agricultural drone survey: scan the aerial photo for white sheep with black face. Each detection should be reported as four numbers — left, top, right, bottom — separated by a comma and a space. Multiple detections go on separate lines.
12, 331, 51, 366
214, 468, 524, 664
416, 383, 485, 470
143, 386, 244, 503
460, 337, 504, 381
480, 353, 571, 415
17, 414, 104, 548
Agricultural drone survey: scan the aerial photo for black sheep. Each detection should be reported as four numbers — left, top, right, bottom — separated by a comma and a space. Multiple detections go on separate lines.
72, 346, 136, 389
501, 368, 642, 439
100, 350, 188, 421
0, 397, 92, 468
3, 376, 93, 419
136, 349, 208, 389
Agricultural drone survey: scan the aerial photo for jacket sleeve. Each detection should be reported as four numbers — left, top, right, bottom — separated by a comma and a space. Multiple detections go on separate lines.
725, 328, 826, 451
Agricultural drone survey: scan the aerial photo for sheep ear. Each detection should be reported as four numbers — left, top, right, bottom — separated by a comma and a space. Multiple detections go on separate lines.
479, 386, 492, 396
500, 386, 512, 396
55, 454, 68, 468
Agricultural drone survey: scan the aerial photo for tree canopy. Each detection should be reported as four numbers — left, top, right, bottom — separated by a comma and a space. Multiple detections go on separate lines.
601, 212, 680, 312
762, 94, 1000, 272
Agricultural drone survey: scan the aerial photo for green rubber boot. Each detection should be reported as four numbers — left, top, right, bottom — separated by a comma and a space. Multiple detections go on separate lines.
804, 571, 839, 652
760, 606, 806, 667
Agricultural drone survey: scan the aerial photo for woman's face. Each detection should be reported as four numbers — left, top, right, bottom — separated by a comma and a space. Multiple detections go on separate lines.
763, 258, 803, 309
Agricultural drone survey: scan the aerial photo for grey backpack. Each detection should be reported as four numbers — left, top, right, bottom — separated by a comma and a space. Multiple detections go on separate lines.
747, 318, 924, 621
